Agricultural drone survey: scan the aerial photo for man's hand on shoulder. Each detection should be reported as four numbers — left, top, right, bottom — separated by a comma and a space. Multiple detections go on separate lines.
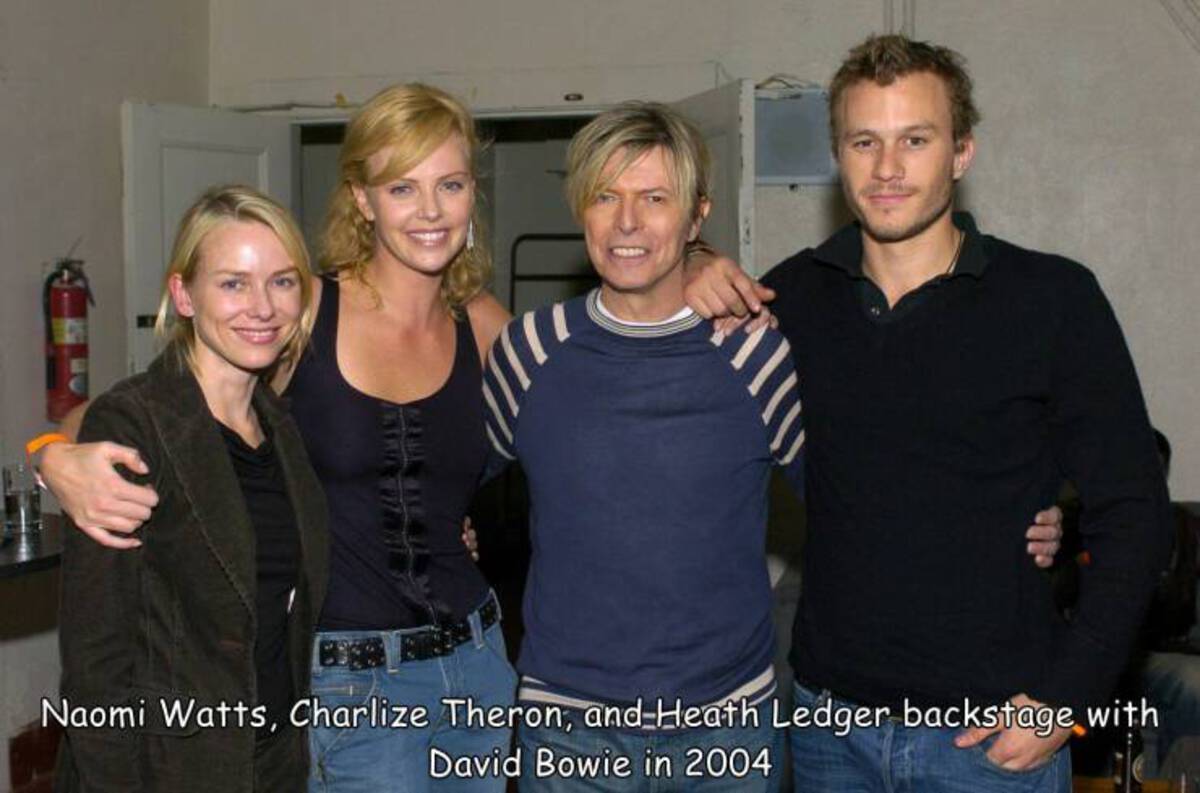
683, 252, 775, 319
713, 310, 779, 338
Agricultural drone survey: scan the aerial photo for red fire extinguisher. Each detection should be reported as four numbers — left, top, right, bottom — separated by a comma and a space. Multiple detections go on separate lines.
43, 257, 94, 422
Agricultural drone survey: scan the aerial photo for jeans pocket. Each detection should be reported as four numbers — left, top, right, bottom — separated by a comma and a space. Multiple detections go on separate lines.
306, 667, 381, 764
971, 735, 1057, 777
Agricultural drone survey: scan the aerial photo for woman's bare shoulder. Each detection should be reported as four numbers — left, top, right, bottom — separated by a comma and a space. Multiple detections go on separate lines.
465, 291, 511, 362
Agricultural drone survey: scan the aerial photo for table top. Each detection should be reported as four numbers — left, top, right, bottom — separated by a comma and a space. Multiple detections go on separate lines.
0, 513, 65, 579
1075, 776, 1172, 792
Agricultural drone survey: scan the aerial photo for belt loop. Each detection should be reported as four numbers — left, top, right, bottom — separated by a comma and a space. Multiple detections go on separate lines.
386, 631, 399, 673
490, 588, 502, 622
311, 635, 324, 678
470, 608, 485, 648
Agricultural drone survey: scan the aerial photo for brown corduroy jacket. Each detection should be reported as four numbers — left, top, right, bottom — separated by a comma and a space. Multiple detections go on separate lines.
55, 345, 328, 793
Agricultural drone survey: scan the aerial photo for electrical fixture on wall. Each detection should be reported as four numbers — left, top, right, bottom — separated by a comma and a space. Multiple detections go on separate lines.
754, 76, 837, 186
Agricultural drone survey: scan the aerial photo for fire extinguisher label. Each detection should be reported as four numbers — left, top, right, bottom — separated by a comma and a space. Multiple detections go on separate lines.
52, 318, 88, 345
70, 358, 88, 374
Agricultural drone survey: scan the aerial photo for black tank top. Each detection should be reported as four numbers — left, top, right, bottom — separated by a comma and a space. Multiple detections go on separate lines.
286, 277, 490, 630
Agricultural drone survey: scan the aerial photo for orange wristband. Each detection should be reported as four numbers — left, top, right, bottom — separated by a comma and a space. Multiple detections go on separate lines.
26, 432, 69, 458
24, 429, 69, 467
25, 432, 68, 491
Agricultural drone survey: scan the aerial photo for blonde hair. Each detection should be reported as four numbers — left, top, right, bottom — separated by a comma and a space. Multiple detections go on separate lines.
154, 184, 315, 373
320, 83, 491, 313
565, 102, 710, 223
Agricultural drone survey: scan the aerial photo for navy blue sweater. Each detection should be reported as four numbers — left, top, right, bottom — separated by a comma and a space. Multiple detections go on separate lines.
484, 291, 805, 712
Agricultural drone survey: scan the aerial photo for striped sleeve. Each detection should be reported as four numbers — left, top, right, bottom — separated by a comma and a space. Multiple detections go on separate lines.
481, 303, 572, 477
711, 325, 806, 498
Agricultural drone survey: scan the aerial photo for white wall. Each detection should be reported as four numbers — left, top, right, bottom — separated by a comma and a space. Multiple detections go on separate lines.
0, 0, 208, 783
208, 0, 1200, 498
210, 0, 880, 111
921, 0, 1200, 499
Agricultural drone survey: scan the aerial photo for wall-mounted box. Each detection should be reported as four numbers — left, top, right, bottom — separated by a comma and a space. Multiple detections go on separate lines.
755, 88, 837, 185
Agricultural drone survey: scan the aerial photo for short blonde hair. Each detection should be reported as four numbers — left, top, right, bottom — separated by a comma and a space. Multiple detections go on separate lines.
154, 184, 315, 372
320, 83, 491, 313
565, 102, 710, 223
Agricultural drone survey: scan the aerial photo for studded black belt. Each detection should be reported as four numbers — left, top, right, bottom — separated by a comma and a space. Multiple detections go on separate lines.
318, 595, 500, 670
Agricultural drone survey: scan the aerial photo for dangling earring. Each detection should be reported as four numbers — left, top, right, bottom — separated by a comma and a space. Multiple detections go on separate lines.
466, 220, 476, 251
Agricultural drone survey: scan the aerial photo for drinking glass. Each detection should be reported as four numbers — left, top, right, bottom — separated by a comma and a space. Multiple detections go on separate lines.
3, 462, 42, 536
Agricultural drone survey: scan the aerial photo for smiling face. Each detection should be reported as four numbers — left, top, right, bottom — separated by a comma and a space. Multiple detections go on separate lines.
170, 220, 302, 380
836, 71, 974, 244
583, 146, 709, 319
351, 133, 474, 278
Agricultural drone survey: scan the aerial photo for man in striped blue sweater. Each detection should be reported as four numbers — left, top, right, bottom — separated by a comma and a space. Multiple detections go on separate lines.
483, 103, 803, 790
484, 101, 1057, 791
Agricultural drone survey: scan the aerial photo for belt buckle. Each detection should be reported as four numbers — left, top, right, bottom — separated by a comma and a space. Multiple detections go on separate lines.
411, 630, 440, 660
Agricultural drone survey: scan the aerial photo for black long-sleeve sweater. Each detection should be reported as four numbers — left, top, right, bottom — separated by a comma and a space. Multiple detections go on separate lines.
762, 212, 1172, 719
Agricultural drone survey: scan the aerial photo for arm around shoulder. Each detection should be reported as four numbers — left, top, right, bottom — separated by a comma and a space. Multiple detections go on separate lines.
40, 391, 159, 546
683, 250, 776, 319
58, 399, 90, 442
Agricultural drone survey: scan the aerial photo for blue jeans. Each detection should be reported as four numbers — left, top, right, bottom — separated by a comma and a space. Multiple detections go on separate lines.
307, 603, 517, 793
789, 682, 1070, 793
1141, 651, 1200, 768
516, 697, 783, 792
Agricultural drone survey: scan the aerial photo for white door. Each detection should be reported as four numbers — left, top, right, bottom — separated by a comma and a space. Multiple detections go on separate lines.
121, 102, 294, 373
671, 80, 755, 274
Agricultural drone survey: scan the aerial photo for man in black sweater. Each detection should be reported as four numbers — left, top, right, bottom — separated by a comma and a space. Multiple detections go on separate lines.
687, 34, 1172, 791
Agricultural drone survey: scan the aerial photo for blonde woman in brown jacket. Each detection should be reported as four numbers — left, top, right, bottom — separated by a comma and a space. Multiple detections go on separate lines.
56, 186, 328, 793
